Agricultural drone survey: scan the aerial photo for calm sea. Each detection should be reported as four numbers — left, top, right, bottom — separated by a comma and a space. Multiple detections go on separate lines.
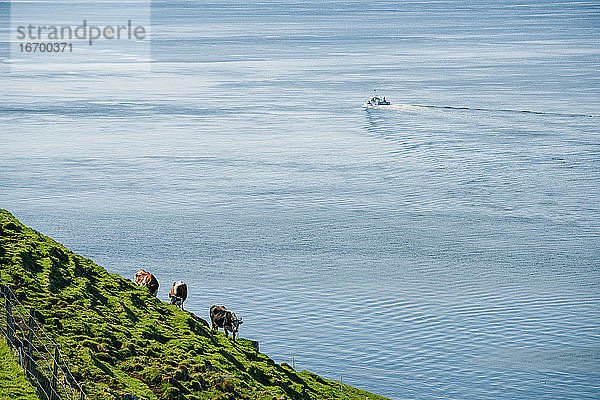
1, 1, 600, 398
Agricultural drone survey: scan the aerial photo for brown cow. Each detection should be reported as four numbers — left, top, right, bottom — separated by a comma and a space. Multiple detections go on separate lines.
169, 281, 188, 309
210, 305, 243, 341
134, 269, 159, 296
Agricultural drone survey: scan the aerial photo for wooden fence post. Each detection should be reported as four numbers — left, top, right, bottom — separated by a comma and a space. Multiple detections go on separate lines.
19, 346, 25, 369
50, 346, 59, 400
26, 308, 35, 375
42, 371, 51, 400
6, 300, 14, 347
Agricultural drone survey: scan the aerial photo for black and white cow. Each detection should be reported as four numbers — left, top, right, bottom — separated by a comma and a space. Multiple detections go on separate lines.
169, 281, 188, 309
210, 305, 243, 341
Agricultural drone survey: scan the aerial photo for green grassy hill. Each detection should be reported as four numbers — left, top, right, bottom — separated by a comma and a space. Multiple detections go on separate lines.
0, 210, 390, 400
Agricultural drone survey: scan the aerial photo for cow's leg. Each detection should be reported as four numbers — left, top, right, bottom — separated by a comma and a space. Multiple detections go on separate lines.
211, 320, 216, 330
225, 329, 229, 338
232, 331, 236, 341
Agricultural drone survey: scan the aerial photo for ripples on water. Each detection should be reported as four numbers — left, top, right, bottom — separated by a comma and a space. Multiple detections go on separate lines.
1, 1, 600, 398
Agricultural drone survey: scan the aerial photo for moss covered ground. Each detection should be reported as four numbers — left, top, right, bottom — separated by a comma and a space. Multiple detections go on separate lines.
0, 210, 390, 400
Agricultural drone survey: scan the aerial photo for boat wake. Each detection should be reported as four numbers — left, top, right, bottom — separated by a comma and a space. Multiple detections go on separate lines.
365, 103, 597, 118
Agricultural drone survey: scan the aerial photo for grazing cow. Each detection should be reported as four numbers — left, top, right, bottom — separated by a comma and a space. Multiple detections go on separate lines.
169, 281, 188, 309
210, 305, 243, 341
134, 269, 159, 297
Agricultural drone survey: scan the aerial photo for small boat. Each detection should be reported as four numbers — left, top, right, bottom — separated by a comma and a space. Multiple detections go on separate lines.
364, 95, 391, 108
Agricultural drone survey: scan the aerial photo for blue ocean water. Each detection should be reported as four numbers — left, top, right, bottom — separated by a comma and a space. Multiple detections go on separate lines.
1, 1, 600, 398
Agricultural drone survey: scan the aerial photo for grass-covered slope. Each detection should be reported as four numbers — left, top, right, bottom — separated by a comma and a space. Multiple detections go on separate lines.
0, 210, 390, 400
0, 337, 39, 400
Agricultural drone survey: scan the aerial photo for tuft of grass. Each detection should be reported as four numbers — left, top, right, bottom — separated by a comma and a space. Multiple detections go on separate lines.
0, 209, 391, 400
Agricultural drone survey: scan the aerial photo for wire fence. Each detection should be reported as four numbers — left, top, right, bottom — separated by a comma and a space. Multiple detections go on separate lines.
0, 279, 88, 400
